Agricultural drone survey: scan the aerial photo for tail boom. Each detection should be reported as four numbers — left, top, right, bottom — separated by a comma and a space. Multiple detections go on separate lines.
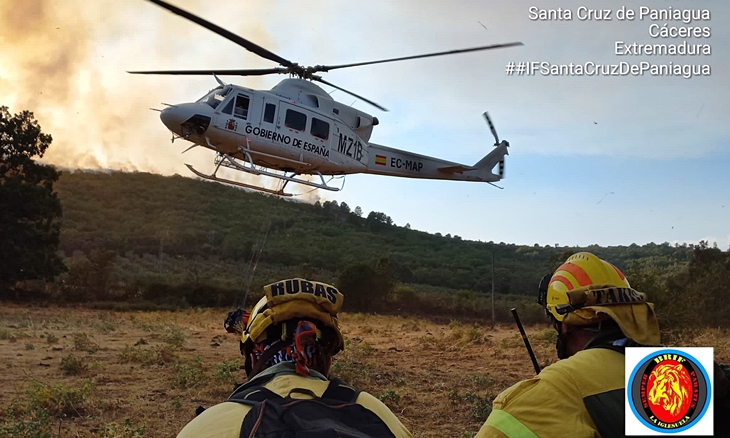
363, 141, 507, 183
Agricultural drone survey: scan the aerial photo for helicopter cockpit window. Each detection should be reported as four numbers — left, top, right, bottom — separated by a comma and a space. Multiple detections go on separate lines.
234, 95, 250, 119
198, 86, 230, 109
311, 118, 329, 140
284, 109, 306, 131
220, 98, 234, 115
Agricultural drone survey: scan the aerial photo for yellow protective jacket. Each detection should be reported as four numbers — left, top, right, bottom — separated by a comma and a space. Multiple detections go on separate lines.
475, 348, 625, 438
176, 362, 413, 438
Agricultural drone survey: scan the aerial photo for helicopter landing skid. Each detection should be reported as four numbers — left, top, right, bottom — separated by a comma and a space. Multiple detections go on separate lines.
185, 153, 342, 196
185, 163, 294, 197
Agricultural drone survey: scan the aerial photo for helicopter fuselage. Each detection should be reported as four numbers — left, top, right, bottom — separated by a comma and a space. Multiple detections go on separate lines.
135, 0, 517, 195
160, 78, 507, 185
162, 79, 376, 175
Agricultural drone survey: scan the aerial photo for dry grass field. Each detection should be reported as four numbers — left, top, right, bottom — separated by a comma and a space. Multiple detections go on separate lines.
1, 305, 728, 438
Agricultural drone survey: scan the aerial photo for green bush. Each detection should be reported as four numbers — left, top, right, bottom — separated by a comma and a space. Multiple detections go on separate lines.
162, 326, 185, 348
25, 379, 94, 417
213, 360, 240, 384
174, 358, 204, 389
96, 419, 146, 438
72, 333, 99, 354
60, 355, 88, 376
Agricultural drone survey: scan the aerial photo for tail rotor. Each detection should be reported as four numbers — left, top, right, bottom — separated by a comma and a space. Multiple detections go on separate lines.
484, 112, 500, 145
483, 112, 507, 179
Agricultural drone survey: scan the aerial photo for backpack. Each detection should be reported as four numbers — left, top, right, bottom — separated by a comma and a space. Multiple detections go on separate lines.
715, 362, 730, 431
226, 378, 397, 438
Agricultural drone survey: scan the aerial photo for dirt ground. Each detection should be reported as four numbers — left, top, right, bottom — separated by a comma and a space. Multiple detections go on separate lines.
1, 305, 728, 437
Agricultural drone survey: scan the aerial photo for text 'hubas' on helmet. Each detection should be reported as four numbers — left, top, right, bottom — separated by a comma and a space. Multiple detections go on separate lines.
537, 252, 661, 346
241, 278, 345, 355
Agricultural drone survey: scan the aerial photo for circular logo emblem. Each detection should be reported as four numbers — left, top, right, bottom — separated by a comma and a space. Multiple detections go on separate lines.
628, 349, 711, 433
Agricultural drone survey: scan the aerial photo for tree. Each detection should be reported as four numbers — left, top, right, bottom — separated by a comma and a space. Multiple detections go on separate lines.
365, 211, 392, 231
374, 257, 398, 300
337, 258, 399, 312
337, 263, 379, 311
339, 202, 351, 215
0, 106, 66, 294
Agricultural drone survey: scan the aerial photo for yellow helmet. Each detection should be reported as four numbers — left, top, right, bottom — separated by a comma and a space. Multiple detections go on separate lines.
241, 278, 345, 356
537, 252, 661, 346
541, 252, 630, 321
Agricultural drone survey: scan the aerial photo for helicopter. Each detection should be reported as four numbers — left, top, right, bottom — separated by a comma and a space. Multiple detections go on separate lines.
130, 0, 523, 197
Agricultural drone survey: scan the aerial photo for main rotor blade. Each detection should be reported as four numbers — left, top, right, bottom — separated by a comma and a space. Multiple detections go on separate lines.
310, 42, 523, 73
128, 68, 288, 76
313, 76, 388, 112
145, 0, 294, 68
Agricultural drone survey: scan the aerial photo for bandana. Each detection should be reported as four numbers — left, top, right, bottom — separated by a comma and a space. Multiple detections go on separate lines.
252, 320, 322, 376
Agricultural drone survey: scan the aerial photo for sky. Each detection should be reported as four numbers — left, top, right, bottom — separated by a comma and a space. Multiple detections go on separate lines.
1, 0, 728, 248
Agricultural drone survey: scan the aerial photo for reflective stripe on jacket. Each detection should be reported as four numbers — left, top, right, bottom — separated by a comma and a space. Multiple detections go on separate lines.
476, 348, 625, 438
175, 362, 413, 438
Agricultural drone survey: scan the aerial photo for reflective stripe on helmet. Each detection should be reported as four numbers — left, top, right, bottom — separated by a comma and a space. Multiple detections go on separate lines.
483, 409, 539, 438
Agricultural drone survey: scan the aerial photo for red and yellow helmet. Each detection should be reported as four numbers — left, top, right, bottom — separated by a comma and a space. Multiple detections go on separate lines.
541, 252, 630, 322
537, 252, 661, 346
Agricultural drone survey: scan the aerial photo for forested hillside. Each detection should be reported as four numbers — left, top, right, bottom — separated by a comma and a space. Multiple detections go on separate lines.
4, 169, 727, 327
54, 170, 695, 293
54, 175, 685, 292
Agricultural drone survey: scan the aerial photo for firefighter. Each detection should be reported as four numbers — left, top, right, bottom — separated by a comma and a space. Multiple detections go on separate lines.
475, 252, 662, 437
176, 278, 413, 438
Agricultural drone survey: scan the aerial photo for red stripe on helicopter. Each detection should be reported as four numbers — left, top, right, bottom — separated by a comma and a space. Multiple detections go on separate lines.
375, 155, 387, 165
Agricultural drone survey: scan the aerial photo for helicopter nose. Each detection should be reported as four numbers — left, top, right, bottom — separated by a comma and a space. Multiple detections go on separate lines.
160, 106, 188, 133
160, 104, 212, 137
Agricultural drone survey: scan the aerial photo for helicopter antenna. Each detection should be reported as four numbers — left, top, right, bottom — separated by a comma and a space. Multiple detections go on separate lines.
488, 182, 504, 189
213, 73, 226, 86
